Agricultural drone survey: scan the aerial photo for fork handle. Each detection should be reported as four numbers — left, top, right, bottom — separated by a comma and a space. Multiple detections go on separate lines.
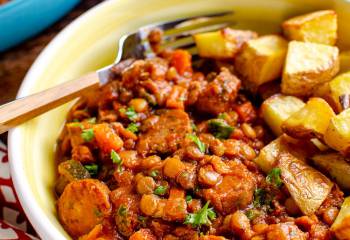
0, 72, 100, 134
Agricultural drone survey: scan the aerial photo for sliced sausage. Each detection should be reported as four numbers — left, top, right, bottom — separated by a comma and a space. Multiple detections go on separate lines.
57, 179, 111, 237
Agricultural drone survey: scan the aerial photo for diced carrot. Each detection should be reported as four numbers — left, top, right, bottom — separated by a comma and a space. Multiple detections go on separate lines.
93, 123, 123, 153
234, 102, 257, 123
129, 229, 157, 240
169, 188, 185, 199
170, 49, 192, 75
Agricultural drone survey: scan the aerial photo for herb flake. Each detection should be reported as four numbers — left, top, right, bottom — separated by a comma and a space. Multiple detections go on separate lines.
187, 134, 206, 153
81, 128, 94, 142
84, 164, 98, 176
208, 119, 233, 139
150, 170, 158, 178
186, 195, 192, 202
111, 150, 123, 171
126, 122, 139, 133
266, 168, 283, 188
184, 201, 216, 228
154, 185, 168, 195
119, 107, 138, 121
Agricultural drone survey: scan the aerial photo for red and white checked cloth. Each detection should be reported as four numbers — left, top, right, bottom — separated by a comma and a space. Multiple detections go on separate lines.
0, 141, 38, 240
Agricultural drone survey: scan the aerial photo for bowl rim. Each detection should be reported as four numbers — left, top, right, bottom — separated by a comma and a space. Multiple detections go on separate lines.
8, 0, 115, 239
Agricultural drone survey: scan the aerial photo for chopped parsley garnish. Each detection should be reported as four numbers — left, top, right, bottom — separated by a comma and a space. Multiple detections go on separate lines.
81, 128, 94, 142
191, 123, 197, 131
184, 201, 216, 228
126, 122, 139, 133
138, 216, 147, 227
187, 134, 206, 153
111, 150, 123, 171
218, 113, 227, 119
208, 119, 234, 139
93, 208, 102, 217
253, 188, 272, 208
149, 170, 158, 178
266, 167, 283, 188
154, 185, 168, 195
84, 164, 98, 176
87, 117, 96, 124
119, 107, 138, 121
186, 195, 192, 202
245, 209, 260, 220
118, 205, 127, 216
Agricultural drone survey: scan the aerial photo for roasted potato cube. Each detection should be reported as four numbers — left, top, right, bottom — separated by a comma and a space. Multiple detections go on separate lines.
281, 98, 335, 139
331, 197, 350, 239
282, 10, 337, 45
324, 109, 350, 155
235, 35, 288, 89
312, 153, 350, 190
254, 137, 283, 173
314, 72, 350, 113
261, 94, 305, 135
254, 135, 316, 173
339, 51, 350, 73
278, 151, 333, 216
194, 28, 257, 59
281, 41, 339, 97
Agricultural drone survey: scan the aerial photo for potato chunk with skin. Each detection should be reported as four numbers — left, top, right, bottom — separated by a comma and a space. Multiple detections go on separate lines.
58, 179, 111, 237
254, 135, 316, 173
261, 94, 305, 136
278, 152, 333, 216
324, 109, 350, 155
282, 10, 337, 45
194, 28, 257, 59
235, 35, 288, 89
312, 153, 350, 191
281, 41, 339, 97
314, 72, 350, 113
281, 98, 335, 139
331, 197, 350, 239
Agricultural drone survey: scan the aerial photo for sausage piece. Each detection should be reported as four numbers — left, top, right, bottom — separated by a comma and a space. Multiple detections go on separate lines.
57, 179, 111, 237
196, 68, 241, 115
137, 109, 191, 155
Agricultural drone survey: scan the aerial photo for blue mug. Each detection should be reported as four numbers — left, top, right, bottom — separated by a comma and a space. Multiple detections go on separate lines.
0, 0, 80, 52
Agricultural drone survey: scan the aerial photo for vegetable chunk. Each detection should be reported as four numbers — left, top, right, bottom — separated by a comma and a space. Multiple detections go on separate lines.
55, 160, 90, 195
331, 197, 350, 239
324, 109, 350, 155
194, 28, 257, 59
278, 152, 333, 216
254, 135, 315, 173
282, 10, 337, 45
235, 35, 288, 89
261, 94, 305, 136
312, 153, 350, 190
314, 72, 350, 113
281, 41, 339, 97
281, 98, 335, 139
57, 179, 111, 237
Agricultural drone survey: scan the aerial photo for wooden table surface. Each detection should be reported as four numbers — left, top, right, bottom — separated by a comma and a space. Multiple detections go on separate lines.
0, 0, 104, 142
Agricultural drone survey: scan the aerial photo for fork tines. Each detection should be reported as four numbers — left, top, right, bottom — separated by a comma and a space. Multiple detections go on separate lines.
140, 11, 235, 57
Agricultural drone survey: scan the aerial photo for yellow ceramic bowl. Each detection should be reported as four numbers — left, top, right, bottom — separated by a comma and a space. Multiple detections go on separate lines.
8, 0, 350, 239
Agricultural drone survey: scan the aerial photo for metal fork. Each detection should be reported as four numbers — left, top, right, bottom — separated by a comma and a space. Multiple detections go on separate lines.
0, 11, 234, 134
